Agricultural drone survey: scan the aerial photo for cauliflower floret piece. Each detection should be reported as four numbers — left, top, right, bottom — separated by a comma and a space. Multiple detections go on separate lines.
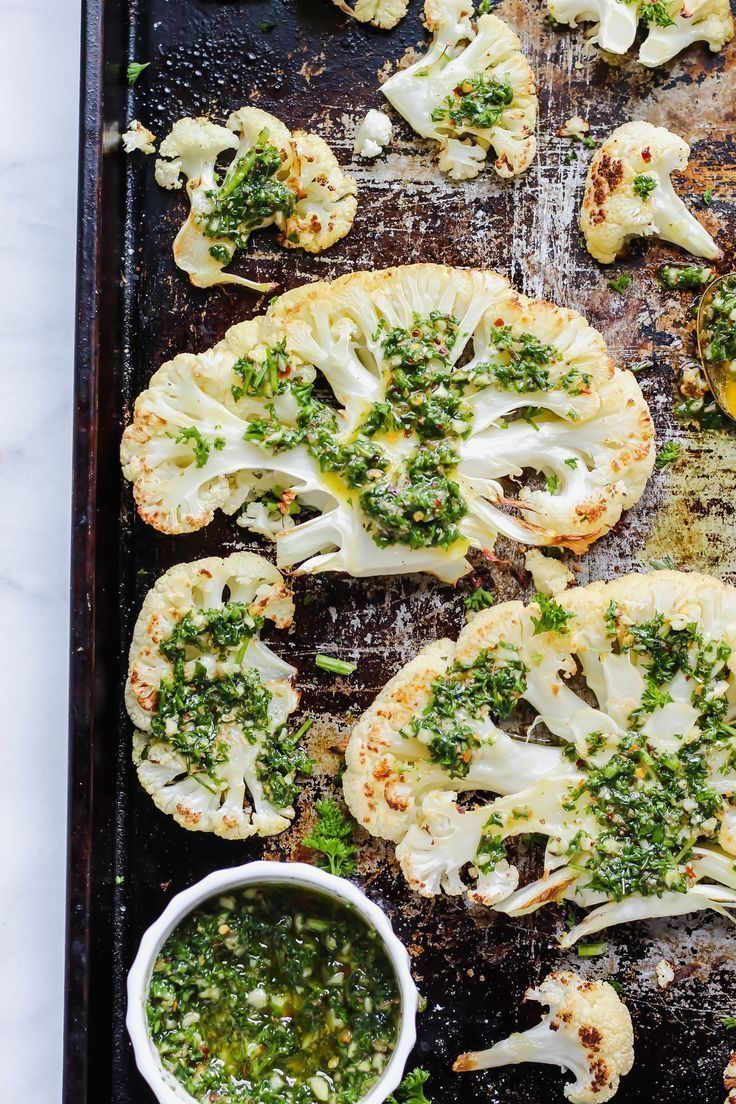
454, 971, 634, 1104
581, 121, 719, 264
381, 3, 538, 179
279, 130, 358, 252
548, 0, 639, 53
559, 115, 590, 140
525, 549, 574, 596
126, 553, 304, 840
639, 0, 734, 66
548, 0, 733, 63
655, 959, 675, 988
332, 0, 409, 28
153, 107, 357, 291
122, 119, 156, 155
354, 109, 393, 158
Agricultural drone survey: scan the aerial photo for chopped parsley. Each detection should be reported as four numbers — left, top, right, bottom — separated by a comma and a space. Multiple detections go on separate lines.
386, 1069, 432, 1104
431, 73, 514, 130
609, 273, 632, 295
405, 647, 528, 777
640, 1, 676, 26
704, 188, 714, 206
658, 264, 713, 291
200, 128, 296, 249
171, 426, 225, 467
464, 586, 495, 612
315, 654, 357, 676
655, 440, 681, 468
700, 275, 736, 365
633, 173, 657, 200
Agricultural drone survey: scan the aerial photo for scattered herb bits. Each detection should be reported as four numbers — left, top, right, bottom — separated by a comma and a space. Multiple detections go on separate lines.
315, 654, 357, 676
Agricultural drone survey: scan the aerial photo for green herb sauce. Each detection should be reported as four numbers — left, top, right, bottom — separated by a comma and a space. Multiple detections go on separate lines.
147, 886, 401, 1104
147, 604, 310, 807
700, 275, 736, 368
430, 73, 514, 130
200, 129, 296, 253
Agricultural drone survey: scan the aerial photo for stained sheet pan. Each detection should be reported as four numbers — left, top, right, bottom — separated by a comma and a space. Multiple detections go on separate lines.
67, 1, 736, 1101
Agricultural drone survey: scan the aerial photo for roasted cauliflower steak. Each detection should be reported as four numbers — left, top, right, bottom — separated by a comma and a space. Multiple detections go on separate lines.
343, 571, 736, 945
381, 1, 538, 179
121, 264, 654, 582
126, 552, 308, 840
154, 106, 357, 291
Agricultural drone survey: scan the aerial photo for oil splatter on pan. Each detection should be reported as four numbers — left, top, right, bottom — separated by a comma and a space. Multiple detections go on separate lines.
66, 0, 736, 1102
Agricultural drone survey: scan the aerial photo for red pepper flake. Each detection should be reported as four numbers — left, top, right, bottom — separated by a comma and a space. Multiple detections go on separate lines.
494, 318, 505, 327
642, 147, 652, 162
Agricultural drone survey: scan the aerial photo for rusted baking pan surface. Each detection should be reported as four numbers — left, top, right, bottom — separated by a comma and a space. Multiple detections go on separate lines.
68, 0, 736, 1101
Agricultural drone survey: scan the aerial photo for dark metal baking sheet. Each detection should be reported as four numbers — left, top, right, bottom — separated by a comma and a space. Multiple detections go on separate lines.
66, 1, 736, 1102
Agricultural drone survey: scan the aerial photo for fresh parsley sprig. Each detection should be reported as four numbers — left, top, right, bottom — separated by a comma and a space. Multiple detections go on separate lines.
386, 1068, 432, 1104
531, 593, 574, 635
302, 799, 358, 877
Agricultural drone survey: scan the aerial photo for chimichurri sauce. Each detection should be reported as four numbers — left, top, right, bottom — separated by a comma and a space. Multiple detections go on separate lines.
147, 886, 402, 1104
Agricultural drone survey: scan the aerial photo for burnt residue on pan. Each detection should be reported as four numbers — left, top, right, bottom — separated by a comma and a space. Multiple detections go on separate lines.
74, 0, 736, 1101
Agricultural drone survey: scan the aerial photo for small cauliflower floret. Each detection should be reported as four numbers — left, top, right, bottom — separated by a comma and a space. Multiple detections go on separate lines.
126, 553, 307, 840
581, 121, 719, 264
332, 0, 409, 28
559, 115, 591, 140
122, 119, 156, 155
381, 2, 538, 179
548, 0, 639, 54
454, 971, 634, 1104
153, 107, 357, 291
354, 109, 394, 158
525, 548, 574, 596
639, 0, 734, 67
655, 959, 675, 989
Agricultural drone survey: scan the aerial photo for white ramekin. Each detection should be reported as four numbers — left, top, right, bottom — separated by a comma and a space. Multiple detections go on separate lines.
126, 861, 419, 1104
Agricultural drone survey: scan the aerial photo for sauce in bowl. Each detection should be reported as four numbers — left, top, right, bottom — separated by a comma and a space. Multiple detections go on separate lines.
146, 884, 402, 1104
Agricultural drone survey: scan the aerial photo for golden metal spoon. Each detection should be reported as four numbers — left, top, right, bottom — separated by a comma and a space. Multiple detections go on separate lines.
697, 272, 736, 423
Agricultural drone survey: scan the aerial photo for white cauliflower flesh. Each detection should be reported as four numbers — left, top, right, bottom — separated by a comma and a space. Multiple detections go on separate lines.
581, 121, 720, 264
548, 0, 733, 65
126, 552, 308, 840
332, 0, 409, 28
122, 119, 156, 155
525, 548, 574, 596
153, 107, 357, 291
454, 971, 634, 1104
343, 570, 736, 944
381, 2, 538, 179
354, 109, 394, 158
121, 264, 654, 582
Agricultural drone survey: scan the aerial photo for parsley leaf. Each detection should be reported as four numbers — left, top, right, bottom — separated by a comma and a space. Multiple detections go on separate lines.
609, 273, 632, 295
464, 586, 495, 612
386, 1069, 432, 1104
633, 174, 657, 200
723, 1015, 736, 1029
655, 441, 681, 468
531, 593, 574, 635
302, 800, 358, 877
127, 61, 150, 85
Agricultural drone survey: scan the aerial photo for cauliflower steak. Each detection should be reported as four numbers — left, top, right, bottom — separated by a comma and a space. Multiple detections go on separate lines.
581, 121, 720, 264
380, 1, 538, 179
154, 107, 357, 291
548, 0, 734, 67
126, 553, 309, 839
343, 571, 736, 944
121, 264, 654, 582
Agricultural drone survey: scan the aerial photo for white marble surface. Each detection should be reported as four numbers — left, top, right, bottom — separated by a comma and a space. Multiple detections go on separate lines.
0, 0, 79, 1098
